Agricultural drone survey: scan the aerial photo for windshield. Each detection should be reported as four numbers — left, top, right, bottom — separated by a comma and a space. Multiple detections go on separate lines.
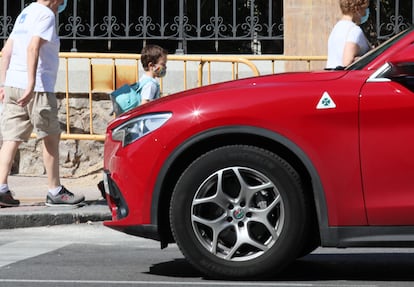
346, 27, 413, 71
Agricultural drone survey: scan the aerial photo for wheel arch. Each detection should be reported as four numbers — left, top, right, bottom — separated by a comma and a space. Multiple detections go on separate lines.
153, 126, 328, 248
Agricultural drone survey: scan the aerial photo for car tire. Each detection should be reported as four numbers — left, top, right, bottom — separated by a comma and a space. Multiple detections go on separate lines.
170, 145, 311, 278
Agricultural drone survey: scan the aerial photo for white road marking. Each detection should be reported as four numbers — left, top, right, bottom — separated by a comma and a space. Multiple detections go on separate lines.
0, 241, 69, 268
0, 279, 378, 286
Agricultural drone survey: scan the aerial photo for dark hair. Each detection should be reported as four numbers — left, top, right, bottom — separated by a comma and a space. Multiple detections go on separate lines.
340, 0, 369, 15
140, 45, 168, 71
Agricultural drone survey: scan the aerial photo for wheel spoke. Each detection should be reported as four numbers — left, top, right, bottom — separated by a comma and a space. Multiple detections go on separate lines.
249, 194, 283, 238
192, 192, 230, 210
244, 236, 269, 252
191, 213, 229, 233
254, 193, 281, 215
232, 168, 251, 203
225, 226, 268, 260
192, 212, 234, 254
233, 168, 275, 204
193, 170, 234, 210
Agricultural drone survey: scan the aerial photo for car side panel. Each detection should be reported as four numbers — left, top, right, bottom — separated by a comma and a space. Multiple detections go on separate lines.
360, 80, 414, 225
147, 75, 368, 226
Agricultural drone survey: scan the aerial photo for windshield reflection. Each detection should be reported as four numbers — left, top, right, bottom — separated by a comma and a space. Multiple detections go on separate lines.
346, 27, 413, 71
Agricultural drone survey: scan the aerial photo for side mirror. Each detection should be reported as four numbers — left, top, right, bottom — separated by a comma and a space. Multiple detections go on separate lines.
387, 62, 414, 92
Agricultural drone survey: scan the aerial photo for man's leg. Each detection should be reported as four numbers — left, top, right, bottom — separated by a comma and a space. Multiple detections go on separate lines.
43, 134, 85, 206
0, 140, 21, 184
0, 141, 21, 206
42, 134, 61, 189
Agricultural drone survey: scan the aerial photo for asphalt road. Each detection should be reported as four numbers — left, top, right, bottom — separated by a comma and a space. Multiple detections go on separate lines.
0, 223, 414, 287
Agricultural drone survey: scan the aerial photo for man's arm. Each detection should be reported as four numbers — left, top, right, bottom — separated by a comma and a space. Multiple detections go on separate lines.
0, 38, 13, 102
17, 36, 46, 107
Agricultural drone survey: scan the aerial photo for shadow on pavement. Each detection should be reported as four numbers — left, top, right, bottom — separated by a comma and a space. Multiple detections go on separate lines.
148, 252, 414, 281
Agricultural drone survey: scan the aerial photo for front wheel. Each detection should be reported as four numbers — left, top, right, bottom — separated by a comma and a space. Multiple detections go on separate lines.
170, 145, 311, 278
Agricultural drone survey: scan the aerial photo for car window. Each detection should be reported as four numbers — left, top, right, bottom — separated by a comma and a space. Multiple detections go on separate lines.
388, 62, 414, 92
347, 27, 414, 71
368, 61, 414, 92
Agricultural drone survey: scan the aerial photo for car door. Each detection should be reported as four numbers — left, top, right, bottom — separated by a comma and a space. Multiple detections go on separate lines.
360, 49, 414, 225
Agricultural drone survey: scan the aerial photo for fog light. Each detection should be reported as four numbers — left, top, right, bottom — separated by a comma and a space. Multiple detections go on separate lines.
119, 207, 128, 218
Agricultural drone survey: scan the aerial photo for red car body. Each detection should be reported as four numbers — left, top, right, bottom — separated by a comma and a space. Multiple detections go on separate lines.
103, 27, 414, 278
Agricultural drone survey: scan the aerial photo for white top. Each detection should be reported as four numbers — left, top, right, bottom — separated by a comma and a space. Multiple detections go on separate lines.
139, 75, 160, 101
5, 3, 60, 92
326, 20, 370, 69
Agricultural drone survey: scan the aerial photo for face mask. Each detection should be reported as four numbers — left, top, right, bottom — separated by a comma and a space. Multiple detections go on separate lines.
360, 8, 370, 25
154, 65, 167, 78
58, 0, 68, 14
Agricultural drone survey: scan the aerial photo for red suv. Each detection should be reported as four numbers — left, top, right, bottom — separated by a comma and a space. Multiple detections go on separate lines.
102, 27, 414, 278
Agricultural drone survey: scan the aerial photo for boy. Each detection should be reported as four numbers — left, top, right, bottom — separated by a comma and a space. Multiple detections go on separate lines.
139, 45, 168, 104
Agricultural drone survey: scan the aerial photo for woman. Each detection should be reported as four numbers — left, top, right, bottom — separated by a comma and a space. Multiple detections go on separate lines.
326, 0, 371, 69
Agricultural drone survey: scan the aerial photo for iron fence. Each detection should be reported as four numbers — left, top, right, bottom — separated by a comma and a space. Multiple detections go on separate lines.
0, 1, 413, 53
374, 0, 413, 40
0, 0, 284, 54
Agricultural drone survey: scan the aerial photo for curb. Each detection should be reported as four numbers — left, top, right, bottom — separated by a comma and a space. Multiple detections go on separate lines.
0, 200, 111, 229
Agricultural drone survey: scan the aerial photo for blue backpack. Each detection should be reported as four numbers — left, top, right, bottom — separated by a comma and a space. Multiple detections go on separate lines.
110, 77, 154, 116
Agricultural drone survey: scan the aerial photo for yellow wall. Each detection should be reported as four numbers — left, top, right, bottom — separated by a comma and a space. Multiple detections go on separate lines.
284, 0, 341, 70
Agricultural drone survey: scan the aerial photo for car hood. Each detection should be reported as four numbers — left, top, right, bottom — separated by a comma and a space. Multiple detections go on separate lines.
158, 70, 347, 100
187, 70, 347, 93
260, 70, 346, 82
109, 70, 349, 126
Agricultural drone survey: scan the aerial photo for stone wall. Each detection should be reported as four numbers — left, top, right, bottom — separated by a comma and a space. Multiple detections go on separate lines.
5, 94, 113, 178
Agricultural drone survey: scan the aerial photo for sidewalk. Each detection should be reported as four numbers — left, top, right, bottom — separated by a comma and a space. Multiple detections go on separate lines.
0, 174, 111, 229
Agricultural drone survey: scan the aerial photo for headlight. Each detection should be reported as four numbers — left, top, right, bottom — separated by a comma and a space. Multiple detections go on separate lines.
111, 112, 172, 147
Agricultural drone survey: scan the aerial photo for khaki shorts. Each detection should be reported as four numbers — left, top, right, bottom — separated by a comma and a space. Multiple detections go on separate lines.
0, 87, 61, 141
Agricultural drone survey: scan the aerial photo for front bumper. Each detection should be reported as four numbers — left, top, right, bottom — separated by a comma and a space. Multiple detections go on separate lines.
102, 170, 129, 220
102, 171, 161, 241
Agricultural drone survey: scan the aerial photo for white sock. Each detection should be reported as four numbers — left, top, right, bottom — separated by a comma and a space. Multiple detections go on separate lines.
48, 186, 63, 196
0, 184, 9, 193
